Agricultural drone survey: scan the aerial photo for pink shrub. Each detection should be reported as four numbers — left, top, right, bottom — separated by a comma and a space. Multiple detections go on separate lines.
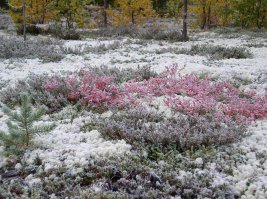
45, 68, 124, 108
44, 65, 266, 123
44, 80, 63, 92
123, 65, 266, 123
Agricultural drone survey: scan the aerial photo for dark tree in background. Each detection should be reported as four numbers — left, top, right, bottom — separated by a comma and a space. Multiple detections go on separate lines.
22, 0, 26, 41
0, 0, 9, 9
152, 0, 168, 16
182, 0, 188, 40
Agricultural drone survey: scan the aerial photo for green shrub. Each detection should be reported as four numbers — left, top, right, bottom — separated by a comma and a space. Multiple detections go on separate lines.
157, 44, 252, 60
0, 94, 55, 155
17, 25, 42, 35
84, 25, 184, 41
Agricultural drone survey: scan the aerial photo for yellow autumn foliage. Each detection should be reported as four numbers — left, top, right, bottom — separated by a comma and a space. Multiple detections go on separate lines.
9, 0, 56, 25
107, 0, 155, 26
189, 0, 229, 29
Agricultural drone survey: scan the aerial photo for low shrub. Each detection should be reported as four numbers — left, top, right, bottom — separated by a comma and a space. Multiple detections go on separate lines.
57, 30, 81, 40
0, 66, 156, 112
17, 25, 42, 35
138, 26, 184, 41
85, 25, 138, 38
42, 65, 266, 121
123, 65, 266, 121
91, 65, 157, 83
44, 68, 124, 109
157, 45, 252, 59
0, 94, 54, 155
0, 150, 235, 199
188, 44, 252, 59
46, 24, 81, 40
86, 25, 184, 41
0, 73, 70, 113
97, 107, 247, 151
0, 35, 64, 61
62, 41, 122, 55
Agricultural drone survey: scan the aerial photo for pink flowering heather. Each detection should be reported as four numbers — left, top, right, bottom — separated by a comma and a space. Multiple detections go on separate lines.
44, 79, 63, 92
45, 68, 125, 108
123, 65, 266, 124
44, 65, 267, 124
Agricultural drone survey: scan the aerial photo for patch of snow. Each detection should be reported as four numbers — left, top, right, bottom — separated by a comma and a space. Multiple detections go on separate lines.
25, 174, 42, 187
0, 30, 266, 93
101, 110, 113, 118
231, 120, 267, 199
23, 115, 131, 173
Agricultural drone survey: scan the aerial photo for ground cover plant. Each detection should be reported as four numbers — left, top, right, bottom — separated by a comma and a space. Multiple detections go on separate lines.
0, 94, 54, 155
44, 65, 266, 123
24, 65, 264, 155
0, 66, 156, 112
0, 35, 64, 62
0, 30, 267, 199
156, 45, 252, 60
83, 25, 184, 41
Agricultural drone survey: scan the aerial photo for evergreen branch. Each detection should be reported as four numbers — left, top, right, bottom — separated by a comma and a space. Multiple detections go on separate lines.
0, 94, 54, 154
28, 108, 46, 123
31, 124, 55, 135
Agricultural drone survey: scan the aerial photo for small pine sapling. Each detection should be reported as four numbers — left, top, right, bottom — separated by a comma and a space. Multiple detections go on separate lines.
0, 94, 55, 155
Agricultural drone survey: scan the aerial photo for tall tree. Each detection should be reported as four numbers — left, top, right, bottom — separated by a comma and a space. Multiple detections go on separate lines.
166, 0, 183, 18
182, 0, 187, 40
22, 0, 26, 40
152, 0, 168, 16
9, 0, 56, 36
109, 0, 154, 26
0, 0, 9, 9
55, 0, 91, 30
103, 0, 109, 27
232, 0, 267, 28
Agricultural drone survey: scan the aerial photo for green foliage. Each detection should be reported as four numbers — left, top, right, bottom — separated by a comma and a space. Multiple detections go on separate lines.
0, 94, 55, 155
166, 0, 183, 18
55, 0, 91, 30
152, 0, 168, 16
232, 0, 267, 28
0, 0, 8, 9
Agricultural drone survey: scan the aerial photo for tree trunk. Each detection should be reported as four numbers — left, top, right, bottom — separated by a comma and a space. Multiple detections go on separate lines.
201, 6, 206, 29
103, 0, 108, 27
207, 5, 211, 29
131, 10, 135, 24
22, 0, 26, 41
182, 0, 188, 40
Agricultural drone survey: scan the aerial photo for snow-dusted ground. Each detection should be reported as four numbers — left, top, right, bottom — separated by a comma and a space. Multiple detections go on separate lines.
232, 120, 267, 199
24, 113, 131, 174
0, 30, 266, 198
1, 31, 266, 90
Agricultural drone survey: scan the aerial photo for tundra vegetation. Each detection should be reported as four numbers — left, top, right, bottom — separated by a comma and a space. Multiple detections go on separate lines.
0, 0, 267, 198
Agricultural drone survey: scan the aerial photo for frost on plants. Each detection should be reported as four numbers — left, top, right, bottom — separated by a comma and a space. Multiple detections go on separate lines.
123, 65, 266, 123
0, 73, 70, 112
6, 64, 263, 151
97, 107, 247, 151
0, 35, 64, 62
74, 65, 267, 150
0, 94, 54, 155
44, 68, 125, 110
44, 65, 266, 132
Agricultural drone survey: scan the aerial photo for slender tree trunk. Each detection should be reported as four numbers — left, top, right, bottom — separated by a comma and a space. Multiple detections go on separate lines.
22, 0, 26, 41
201, 6, 206, 29
103, 0, 108, 27
207, 5, 211, 29
256, 1, 262, 29
131, 10, 135, 24
182, 0, 188, 40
